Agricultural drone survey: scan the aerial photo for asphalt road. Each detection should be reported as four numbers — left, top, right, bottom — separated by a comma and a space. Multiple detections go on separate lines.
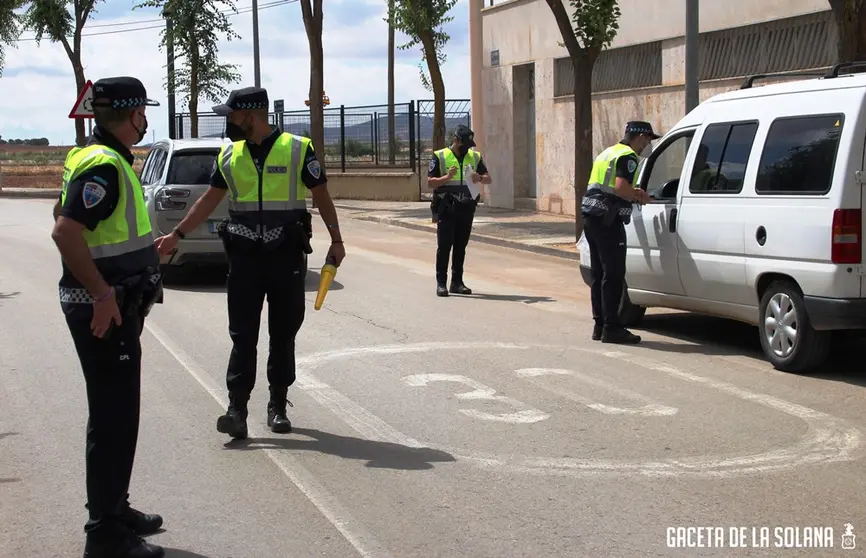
1, 198, 864, 558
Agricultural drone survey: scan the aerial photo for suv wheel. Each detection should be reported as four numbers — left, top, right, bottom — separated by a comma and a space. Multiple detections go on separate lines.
758, 280, 830, 372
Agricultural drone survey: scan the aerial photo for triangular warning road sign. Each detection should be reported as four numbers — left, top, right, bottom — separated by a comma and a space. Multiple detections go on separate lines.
69, 80, 95, 119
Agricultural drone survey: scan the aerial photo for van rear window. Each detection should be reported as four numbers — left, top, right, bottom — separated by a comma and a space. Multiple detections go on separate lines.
166, 151, 219, 185
755, 114, 843, 195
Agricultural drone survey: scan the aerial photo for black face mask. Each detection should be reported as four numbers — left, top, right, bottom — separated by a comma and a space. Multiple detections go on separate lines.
132, 113, 148, 144
225, 122, 246, 142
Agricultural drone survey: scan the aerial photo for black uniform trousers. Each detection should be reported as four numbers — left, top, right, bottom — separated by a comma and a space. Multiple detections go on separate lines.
65, 307, 144, 536
583, 215, 627, 328
225, 236, 306, 396
435, 197, 476, 285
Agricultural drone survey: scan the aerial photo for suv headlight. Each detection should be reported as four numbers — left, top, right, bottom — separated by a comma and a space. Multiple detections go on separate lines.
155, 188, 190, 211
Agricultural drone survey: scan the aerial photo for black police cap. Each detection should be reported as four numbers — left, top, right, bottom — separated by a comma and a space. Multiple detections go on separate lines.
625, 120, 661, 139
212, 87, 269, 115
91, 77, 160, 110
451, 124, 476, 147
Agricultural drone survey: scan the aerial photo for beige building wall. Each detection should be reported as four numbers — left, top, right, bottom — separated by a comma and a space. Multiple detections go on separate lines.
480, 0, 834, 215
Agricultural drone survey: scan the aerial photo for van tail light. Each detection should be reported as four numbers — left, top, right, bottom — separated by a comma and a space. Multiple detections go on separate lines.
831, 208, 862, 264
155, 188, 190, 211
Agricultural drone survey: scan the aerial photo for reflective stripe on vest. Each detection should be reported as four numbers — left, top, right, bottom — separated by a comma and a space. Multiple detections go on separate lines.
218, 133, 309, 212
587, 143, 637, 192
435, 147, 480, 187
60, 145, 153, 259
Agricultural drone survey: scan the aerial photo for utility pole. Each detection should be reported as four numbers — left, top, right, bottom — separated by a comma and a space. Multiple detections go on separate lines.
252, 0, 261, 87
163, 6, 177, 139
684, 0, 699, 113
388, 0, 395, 164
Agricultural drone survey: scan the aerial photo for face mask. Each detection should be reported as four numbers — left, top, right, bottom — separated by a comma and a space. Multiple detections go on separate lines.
457, 144, 470, 157
132, 113, 148, 144
225, 121, 246, 142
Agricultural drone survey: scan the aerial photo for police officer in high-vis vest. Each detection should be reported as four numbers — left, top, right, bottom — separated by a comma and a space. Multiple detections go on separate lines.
155, 86, 345, 440
428, 125, 491, 297
51, 77, 165, 558
580, 121, 656, 345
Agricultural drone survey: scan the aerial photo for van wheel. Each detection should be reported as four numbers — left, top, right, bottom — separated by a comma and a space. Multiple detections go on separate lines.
619, 283, 646, 327
758, 281, 830, 372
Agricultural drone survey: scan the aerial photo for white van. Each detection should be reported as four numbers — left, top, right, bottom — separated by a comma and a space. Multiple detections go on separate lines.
578, 64, 866, 372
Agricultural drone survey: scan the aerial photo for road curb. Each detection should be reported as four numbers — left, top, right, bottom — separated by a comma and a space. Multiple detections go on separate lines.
0, 188, 61, 199
315, 209, 579, 261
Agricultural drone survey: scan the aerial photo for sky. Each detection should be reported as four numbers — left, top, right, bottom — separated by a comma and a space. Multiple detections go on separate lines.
0, 0, 471, 145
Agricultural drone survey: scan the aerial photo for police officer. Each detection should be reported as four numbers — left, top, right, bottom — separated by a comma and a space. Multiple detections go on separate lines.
155, 86, 345, 439
427, 124, 491, 297
580, 121, 656, 345
50, 77, 165, 558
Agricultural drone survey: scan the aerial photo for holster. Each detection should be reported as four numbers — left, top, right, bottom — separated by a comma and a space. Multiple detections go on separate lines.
296, 222, 313, 254
215, 217, 231, 253
103, 270, 160, 339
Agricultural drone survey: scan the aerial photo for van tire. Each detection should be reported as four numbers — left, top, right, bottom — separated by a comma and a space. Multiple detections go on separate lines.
758, 280, 831, 372
619, 283, 646, 327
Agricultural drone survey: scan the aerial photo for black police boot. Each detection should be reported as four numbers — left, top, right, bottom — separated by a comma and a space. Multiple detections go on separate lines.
83, 527, 165, 558
216, 393, 249, 439
267, 386, 293, 434
601, 327, 642, 345
118, 499, 163, 536
592, 320, 604, 341
436, 283, 449, 297
449, 281, 472, 295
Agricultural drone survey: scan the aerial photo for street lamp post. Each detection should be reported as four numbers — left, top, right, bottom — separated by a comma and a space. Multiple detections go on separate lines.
685, 0, 699, 113
252, 0, 261, 87
163, 6, 176, 139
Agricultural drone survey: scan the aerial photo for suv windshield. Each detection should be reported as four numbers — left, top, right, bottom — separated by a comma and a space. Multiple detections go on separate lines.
166, 150, 218, 185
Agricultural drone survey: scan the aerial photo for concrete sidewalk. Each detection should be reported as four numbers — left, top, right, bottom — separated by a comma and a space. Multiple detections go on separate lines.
0, 187, 60, 199
317, 200, 579, 260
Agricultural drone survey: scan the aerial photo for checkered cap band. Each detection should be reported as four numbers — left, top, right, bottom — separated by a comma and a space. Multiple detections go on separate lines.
233, 101, 267, 110
111, 97, 147, 109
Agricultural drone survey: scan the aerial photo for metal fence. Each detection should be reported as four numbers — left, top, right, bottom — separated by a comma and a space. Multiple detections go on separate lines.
173, 99, 472, 174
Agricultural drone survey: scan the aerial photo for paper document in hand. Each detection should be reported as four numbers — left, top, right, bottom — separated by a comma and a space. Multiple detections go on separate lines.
465, 164, 481, 199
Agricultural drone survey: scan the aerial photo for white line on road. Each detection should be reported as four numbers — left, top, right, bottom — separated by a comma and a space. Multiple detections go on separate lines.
144, 322, 395, 558
402, 373, 550, 423
293, 342, 864, 478
515, 367, 678, 416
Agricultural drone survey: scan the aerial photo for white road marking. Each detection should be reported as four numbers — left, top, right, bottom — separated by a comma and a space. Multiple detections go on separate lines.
144, 322, 395, 558
293, 342, 864, 478
515, 367, 678, 416
401, 373, 550, 423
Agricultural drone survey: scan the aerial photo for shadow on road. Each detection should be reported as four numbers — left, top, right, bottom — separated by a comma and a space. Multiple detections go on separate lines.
0, 291, 20, 302
455, 292, 554, 304
164, 549, 216, 558
223, 427, 455, 471
636, 312, 866, 387
0, 477, 21, 484
304, 269, 344, 293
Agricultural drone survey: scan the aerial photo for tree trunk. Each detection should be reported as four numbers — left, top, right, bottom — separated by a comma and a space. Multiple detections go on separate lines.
302, 0, 325, 165
830, 0, 866, 64
73, 63, 86, 146
572, 55, 594, 241
387, 0, 396, 164
189, 43, 199, 138
419, 30, 446, 150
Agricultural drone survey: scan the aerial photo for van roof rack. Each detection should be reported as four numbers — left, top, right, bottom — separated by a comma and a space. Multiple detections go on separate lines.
739, 70, 828, 89
823, 61, 866, 78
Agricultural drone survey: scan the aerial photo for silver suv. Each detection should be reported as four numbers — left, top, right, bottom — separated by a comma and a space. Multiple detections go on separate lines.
140, 138, 307, 276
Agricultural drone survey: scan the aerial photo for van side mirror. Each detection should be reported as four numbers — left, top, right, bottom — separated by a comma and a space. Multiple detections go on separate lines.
661, 178, 679, 199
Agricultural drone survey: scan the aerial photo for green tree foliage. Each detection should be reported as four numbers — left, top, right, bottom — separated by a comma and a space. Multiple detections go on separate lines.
545, 0, 621, 239
389, 0, 458, 150
0, 0, 25, 76
23, 0, 102, 146
135, 0, 241, 138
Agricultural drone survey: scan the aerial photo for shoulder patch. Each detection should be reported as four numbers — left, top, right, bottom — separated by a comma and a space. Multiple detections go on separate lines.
306, 159, 321, 179
82, 182, 106, 209
627, 159, 637, 174
429, 158, 437, 171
